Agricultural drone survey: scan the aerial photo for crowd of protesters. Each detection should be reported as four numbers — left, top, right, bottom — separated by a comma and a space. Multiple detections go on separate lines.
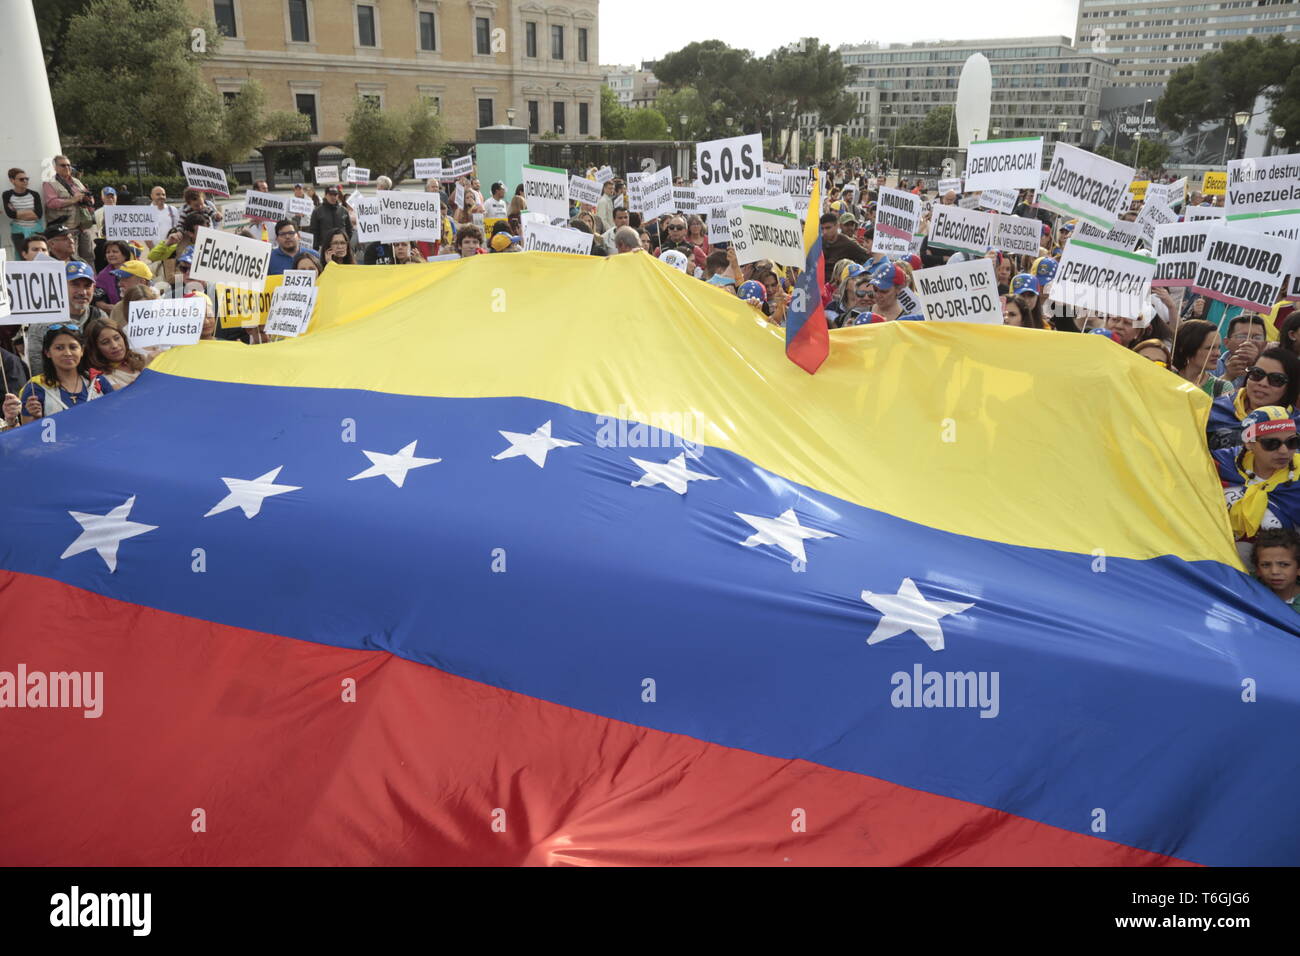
3, 153, 1300, 614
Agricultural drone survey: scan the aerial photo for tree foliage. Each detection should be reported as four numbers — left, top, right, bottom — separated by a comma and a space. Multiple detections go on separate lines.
600, 86, 627, 139
656, 87, 708, 141
1156, 36, 1300, 137
343, 98, 447, 181
623, 109, 669, 140
1098, 139, 1170, 171
1270, 64, 1300, 152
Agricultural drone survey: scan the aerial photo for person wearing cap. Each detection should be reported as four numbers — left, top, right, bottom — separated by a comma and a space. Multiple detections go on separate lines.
90, 186, 119, 268
308, 186, 351, 252
484, 182, 509, 219
1207, 348, 1300, 450
844, 262, 920, 325
1215, 407, 1300, 561
112, 258, 155, 298
831, 265, 873, 327
24, 260, 104, 378
819, 212, 870, 281
43, 225, 82, 264
18, 323, 114, 425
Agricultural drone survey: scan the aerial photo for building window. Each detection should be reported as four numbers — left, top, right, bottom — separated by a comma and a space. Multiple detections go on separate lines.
475, 16, 491, 55
553, 101, 566, 134
528, 100, 539, 134
423, 95, 442, 113
419, 11, 436, 51
551, 25, 564, 60
479, 98, 494, 128
295, 93, 318, 134
579, 102, 589, 135
222, 90, 239, 107
360, 93, 381, 109
357, 4, 376, 47
578, 28, 588, 62
525, 21, 537, 58
288, 0, 309, 42
214, 0, 237, 36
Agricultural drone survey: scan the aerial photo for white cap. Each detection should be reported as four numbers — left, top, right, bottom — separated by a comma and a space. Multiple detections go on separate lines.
658, 249, 689, 272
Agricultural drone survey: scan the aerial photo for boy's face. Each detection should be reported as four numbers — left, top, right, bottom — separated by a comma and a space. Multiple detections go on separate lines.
1256, 546, 1299, 593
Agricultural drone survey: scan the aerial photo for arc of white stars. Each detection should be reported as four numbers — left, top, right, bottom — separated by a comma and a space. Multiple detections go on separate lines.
630, 453, 719, 495
492, 420, 580, 468
735, 508, 837, 563
60, 495, 158, 573
348, 441, 441, 488
861, 578, 974, 652
203, 466, 301, 519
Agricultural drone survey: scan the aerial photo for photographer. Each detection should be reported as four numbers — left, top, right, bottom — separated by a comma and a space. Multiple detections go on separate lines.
42, 155, 96, 262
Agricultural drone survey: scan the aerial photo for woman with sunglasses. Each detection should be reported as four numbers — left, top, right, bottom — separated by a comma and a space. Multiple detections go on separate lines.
830, 267, 871, 328
321, 229, 355, 267
1214, 407, 1300, 562
1206, 349, 1300, 451
18, 324, 114, 425
5, 167, 44, 255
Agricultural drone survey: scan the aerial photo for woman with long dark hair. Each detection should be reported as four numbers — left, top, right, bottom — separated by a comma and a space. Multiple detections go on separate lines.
1206, 346, 1300, 450
82, 316, 148, 389
1172, 319, 1233, 399
19, 324, 114, 424
321, 229, 355, 266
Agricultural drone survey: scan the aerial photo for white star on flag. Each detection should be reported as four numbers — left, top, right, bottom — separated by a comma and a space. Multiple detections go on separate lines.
861, 577, 974, 652
348, 441, 441, 488
492, 420, 580, 468
630, 453, 718, 495
735, 508, 837, 562
60, 495, 158, 573
203, 466, 301, 519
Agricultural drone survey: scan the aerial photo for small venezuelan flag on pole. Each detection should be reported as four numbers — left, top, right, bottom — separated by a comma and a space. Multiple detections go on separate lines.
784, 167, 829, 374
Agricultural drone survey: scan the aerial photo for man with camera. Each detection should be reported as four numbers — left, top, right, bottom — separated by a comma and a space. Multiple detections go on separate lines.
42, 155, 96, 263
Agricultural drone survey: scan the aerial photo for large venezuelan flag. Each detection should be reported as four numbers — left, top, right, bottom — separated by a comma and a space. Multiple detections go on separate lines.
1, 252, 1298, 866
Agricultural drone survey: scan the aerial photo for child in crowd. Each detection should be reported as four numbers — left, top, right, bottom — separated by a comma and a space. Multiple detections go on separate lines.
1252, 529, 1300, 614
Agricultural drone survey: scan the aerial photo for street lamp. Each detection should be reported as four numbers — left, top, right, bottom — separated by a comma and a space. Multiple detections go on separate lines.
1235, 110, 1250, 159
679, 113, 689, 140
725, 116, 734, 128
1276, 126, 1288, 155
506, 107, 516, 126
992, 126, 1001, 138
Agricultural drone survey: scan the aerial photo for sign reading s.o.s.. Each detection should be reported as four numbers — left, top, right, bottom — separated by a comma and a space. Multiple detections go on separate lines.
695, 134, 764, 189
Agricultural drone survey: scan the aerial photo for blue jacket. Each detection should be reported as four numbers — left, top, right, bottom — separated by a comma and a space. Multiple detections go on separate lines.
269, 245, 318, 276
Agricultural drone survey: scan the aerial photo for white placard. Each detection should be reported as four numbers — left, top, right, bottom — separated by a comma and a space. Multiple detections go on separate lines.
413, 157, 443, 180
288, 196, 314, 217
1146, 178, 1186, 209
958, 194, 980, 209
353, 196, 381, 243
521, 164, 569, 221
1192, 225, 1300, 312
245, 190, 291, 223
872, 186, 922, 256
0, 250, 9, 322
626, 172, 644, 214
979, 188, 1018, 215
1151, 220, 1216, 289
1051, 238, 1157, 321
264, 285, 317, 338
1186, 205, 1225, 222
937, 177, 962, 196
1038, 142, 1133, 230
928, 205, 999, 256
994, 214, 1044, 257
444, 155, 474, 179
374, 190, 442, 243
641, 166, 675, 219
181, 161, 230, 197
569, 175, 602, 207
695, 134, 764, 191
704, 199, 733, 246
672, 186, 698, 214
314, 165, 340, 185
764, 162, 784, 195
1075, 219, 1142, 252
594, 166, 614, 185
281, 268, 316, 290
1134, 196, 1178, 248
522, 222, 594, 255
454, 182, 465, 209
1225, 153, 1300, 216
127, 297, 205, 347
345, 166, 371, 184
727, 204, 803, 269
914, 258, 1001, 323
783, 168, 811, 199
963, 137, 1043, 192
896, 285, 923, 317
1, 260, 67, 325
188, 226, 272, 289
104, 206, 164, 241
297, 230, 314, 249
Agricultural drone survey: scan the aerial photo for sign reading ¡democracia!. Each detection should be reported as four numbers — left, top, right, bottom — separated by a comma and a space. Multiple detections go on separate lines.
727, 204, 804, 269
188, 226, 272, 289
1038, 142, 1133, 231
1050, 238, 1157, 321
521, 164, 569, 222
963, 137, 1043, 192
522, 222, 594, 255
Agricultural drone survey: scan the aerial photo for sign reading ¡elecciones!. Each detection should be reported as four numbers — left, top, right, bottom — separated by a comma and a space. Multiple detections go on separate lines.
188, 226, 272, 289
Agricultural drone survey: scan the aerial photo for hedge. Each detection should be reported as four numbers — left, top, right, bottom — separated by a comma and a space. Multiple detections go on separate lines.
72, 171, 237, 205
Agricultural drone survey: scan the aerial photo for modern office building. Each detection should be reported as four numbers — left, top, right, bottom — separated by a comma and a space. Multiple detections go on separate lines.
189, 0, 602, 141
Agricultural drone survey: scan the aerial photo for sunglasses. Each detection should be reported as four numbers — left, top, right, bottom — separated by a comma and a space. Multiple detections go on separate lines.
1258, 436, 1300, 452
1247, 367, 1289, 387
14, 176, 28, 182
48, 323, 82, 334
277, 230, 297, 238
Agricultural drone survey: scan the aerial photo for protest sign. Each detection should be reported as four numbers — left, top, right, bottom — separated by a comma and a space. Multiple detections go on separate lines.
1226, 209, 1300, 274
127, 297, 205, 348
454, 182, 465, 209
1186, 205, 1225, 222
1075, 218, 1142, 252
594, 166, 614, 184
1201, 170, 1226, 196
641, 166, 675, 219
937, 177, 963, 197
1129, 180, 1149, 202
963, 137, 1043, 191
958, 194, 980, 209
521, 164, 569, 221
703, 197, 732, 246
450, 155, 474, 178
764, 162, 784, 195
221, 203, 246, 228
908, 233, 925, 257
298, 230, 314, 249
104, 206, 164, 241
1038, 142, 1133, 230
1, 259, 66, 325
314, 165, 340, 185
353, 196, 381, 243
413, 157, 442, 180
522, 222, 594, 255
375, 190, 441, 243
1135, 196, 1178, 248
672, 185, 699, 214
182, 161, 230, 197
569, 175, 603, 207
189, 226, 271, 289
1051, 238, 1157, 320
217, 274, 284, 329
695, 134, 763, 190
783, 168, 811, 200
244, 190, 291, 223
0, 251, 8, 322
928, 205, 999, 256
995, 214, 1044, 257
265, 282, 317, 338
626, 172, 644, 214
288, 196, 313, 218
872, 186, 922, 256
1146, 178, 1186, 209
727, 205, 803, 269
1151, 220, 1215, 288
914, 258, 1001, 324
1225, 153, 1300, 216
345, 165, 370, 184
1192, 225, 1300, 312
759, 193, 796, 215
979, 188, 1018, 215
897, 285, 923, 317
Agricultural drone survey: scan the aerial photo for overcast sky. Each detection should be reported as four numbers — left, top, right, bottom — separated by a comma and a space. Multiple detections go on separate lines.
598, 0, 1082, 65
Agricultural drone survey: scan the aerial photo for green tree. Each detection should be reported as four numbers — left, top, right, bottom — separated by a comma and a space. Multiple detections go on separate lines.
343, 98, 447, 181
1156, 36, 1299, 141
206, 80, 310, 168
764, 40, 858, 159
656, 87, 707, 140
600, 85, 627, 139
624, 109, 669, 140
1098, 140, 1170, 171
840, 136, 881, 164
1270, 64, 1300, 152
655, 40, 757, 126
